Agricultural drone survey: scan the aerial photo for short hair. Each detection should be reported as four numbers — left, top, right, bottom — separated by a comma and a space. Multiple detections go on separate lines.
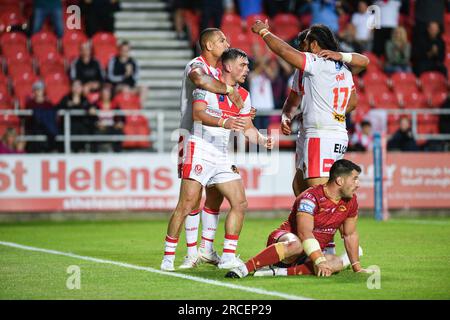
221, 48, 248, 65
199, 28, 221, 50
328, 159, 361, 183
305, 24, 339, 51
361, 120, 371, 127
120, 40, 130, 47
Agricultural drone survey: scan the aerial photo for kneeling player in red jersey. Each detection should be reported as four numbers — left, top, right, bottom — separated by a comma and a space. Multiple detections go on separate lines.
225, 159, 372, 278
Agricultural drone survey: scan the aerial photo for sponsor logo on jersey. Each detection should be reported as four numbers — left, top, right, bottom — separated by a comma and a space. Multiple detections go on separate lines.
298, 198, 316, 215
219, 95, 225, 102
193, 90, 206, 101
313, 227, 336, 234
332, 111, 346, 123
335, 61, 343, 71
205, 107, 222, 118
194, 164, 203, 175
335, 73, 345, 81
334, 143, 347, 154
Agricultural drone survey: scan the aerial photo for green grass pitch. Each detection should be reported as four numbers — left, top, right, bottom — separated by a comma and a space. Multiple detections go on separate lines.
0, 216, 449, 300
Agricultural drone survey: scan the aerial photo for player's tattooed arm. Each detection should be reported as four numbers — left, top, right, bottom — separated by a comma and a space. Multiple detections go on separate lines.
189, 67, 244, 109
192, 102, 245, 131
251, 20, 307, 71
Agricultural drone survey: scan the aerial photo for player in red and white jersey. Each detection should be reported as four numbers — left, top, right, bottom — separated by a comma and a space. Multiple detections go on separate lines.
225, 159, 373, 278
169, 28, 249, 271
162, 48, 272, 271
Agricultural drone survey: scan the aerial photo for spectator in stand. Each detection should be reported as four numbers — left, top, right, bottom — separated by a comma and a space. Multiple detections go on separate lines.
264, 0, 292, 17
413, 0, 445, 41
172, 0, 198, 40
81, 0, 121, 37
438, 89, 450, 150
200, 0, 224, 32
0, 128, 25, 154
349, 120, 373, 152
249, 53, 276, 130
384, 26, 412, 74
70, 42, 105, 96
57, 80, 97, 153
237, 0, 263, 20
387, 116, 419, 151
412, 21, 447, 76
92, 83, 124, 153
31, 0, 64, 38
107, 41, 139, 91
338, 23, 363, 53
309, 0, 343, 34
350, 0, 373, 51
24, 81, 58, 153
372, 0, 401, 57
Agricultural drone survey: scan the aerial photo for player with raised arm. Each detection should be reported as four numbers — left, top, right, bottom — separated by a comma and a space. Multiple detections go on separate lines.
169, 28, 254, 270
161, 48, 271, 271
225, 159, 374, 278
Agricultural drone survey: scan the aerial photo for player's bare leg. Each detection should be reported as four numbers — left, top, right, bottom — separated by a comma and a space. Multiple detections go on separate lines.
198, 186, 224, 265
161, 179, 203, 271
212, 179, 248, 269
292, 169, 309, 196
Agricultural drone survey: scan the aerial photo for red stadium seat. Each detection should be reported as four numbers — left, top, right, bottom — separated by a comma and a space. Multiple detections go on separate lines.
1, 42, 28, 59
363, 51, 382, 71
417, 114, 439, 134
221, 13, 242, 30
46, 83, 70, 105
92, 32, 117, 48
362, 70, 389, 88
429, 91, 448, 108
12, 71, 38, 108
94, 45, 118, 69
43, 72, 69, 86
352, 93, 370, 123
0, 72, 9, 87
387, 114, 411, 134
272, 14, 300, 41
299, 14, 312, 29
0, 114, 20, 137
7, 60, 33, 79
370, 91, 399, 109
390, 72, 418, 91
122, 115, 151, 149
0, 10, 27, 33
420, 71, 447, 93
0, 31, 27, 49
365, 83, 391, 104
31, 31, 58, 55
399, 91, 428, 109
229, 32, 253, 56
113, 91, 142, 110
0, 89, 13, 109
36, 52, 66, 76
182, 10, 200, 44
62, 30, 88, 63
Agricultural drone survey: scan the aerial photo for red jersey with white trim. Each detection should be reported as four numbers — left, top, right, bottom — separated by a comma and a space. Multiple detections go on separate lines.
189, 87, 252, 159
179, 56, 222, 131
298, 52, 355, 138
278, 184, 358, 249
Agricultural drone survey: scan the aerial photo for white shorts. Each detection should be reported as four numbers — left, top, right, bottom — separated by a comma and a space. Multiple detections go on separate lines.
181, 141, 241, 187
300, 136, 348, 179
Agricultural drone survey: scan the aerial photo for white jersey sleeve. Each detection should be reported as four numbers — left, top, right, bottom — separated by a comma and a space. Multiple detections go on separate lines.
302, 52, 323, 76
239, 93, 252, 117
291, 69, 304, 94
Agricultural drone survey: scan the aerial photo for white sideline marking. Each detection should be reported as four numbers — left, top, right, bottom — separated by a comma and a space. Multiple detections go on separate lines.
0, 241, 311, 300
389, 219, 450, 226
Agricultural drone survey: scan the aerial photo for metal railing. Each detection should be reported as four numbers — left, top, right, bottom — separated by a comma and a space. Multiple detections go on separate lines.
0, 109, 165, 153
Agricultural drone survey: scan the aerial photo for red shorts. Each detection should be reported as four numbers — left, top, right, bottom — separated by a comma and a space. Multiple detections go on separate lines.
266, 229, 290, 247
266, 228, 308, 267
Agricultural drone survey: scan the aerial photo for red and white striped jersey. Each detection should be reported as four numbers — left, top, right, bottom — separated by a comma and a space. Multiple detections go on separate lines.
189, 87, 252, 159
179, 56, 222, 131
298, 52, 355, 138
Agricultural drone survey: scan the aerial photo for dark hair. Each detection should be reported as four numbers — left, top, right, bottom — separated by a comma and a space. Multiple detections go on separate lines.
328, 159, 361, 182
361, 120, 371, 127
199, 28, 221, 50
221, 48, 248, 64
296, 29, 309, 49
305, 24, 339, 51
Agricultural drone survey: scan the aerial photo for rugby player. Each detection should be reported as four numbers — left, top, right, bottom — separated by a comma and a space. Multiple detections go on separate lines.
162, 48, 271, 271
225, 159, 374, 278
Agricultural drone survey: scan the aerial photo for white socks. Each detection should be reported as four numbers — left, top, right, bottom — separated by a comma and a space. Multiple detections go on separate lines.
200, 207, 220, 252
184, 209, 200, 256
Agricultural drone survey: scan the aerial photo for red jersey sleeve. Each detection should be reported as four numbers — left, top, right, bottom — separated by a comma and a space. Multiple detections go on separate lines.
297, 191, 319, 216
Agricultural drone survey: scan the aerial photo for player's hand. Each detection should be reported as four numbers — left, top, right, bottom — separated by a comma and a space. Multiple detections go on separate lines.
315, 262, 333, 277
356, 267, 376, 274
228, 88, 244, 109
250, 107, 257, 120
251, 19, 270, 35
225, 117, 245, 131
318, 50, 343, 62
280, 113, 292, 135
263, 136, 273, 149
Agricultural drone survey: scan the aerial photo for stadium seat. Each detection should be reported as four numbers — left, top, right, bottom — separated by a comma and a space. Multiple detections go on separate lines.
387, 114, 411, 134
43, 72, 69, 86
31, 31, 58, 57
0, 10, 27, 33
0, 89, 13, 109
399, 91, 428, 109
12, 71, 38, 108
429, 91, 448, 108
370, 91, 399, 109
113, 91, 142, 110
299, 14, 312, 29
122, 115, 151, 149
36, 52, 66, 77
0, 31, 27, 49
364, 83, 391, 104
46, 83, 70, 105
1, 42, 28, 59
417, 114, 439, 134
362, 51, 382, 71
62, 30, 88, 63
0, 114, 20, 137
182, 10, 200, 44
352, 93, 370, 122
420, 71, 447, 93
0, 72, 9, 87
272, 14, 300, 41
390, 72, 418, 91
228, 32, 253, 56
94, 45, 118, 69
362, 69, 389, 88
221, 13, 242, 30
92, 32, 117, 49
